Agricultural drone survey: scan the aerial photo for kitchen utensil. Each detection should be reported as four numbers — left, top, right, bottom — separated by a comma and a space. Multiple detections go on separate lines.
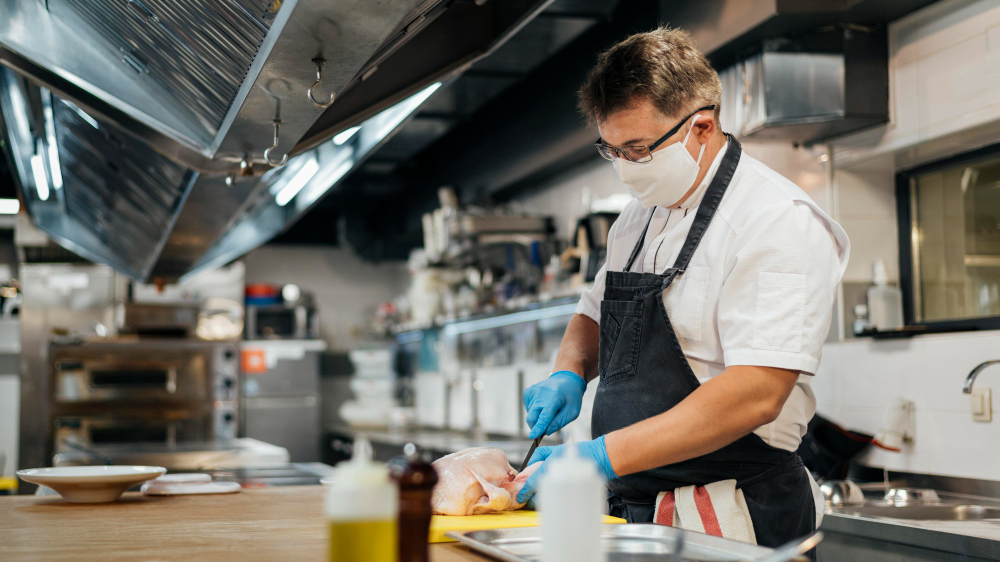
518, 437, 542, 473
884, 488, 940, 505
446, 523, 775, 560
756, 531, 823, 562
430, 511, 626, 543
819, 480, 865, 507
17, 466, 166, 503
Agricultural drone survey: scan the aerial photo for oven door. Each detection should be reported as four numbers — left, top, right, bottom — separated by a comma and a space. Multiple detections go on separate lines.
51, 343, 236, 403
54, 359, 205, 402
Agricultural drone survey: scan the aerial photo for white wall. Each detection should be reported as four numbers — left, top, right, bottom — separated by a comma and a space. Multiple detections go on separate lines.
816, 0, 1000, 481
814, 333, 1000, 480
243, 245, 410, 351
516, 159, 627, 241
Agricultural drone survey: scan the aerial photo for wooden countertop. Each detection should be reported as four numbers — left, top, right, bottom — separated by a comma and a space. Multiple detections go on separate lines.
0, 486, 487, 561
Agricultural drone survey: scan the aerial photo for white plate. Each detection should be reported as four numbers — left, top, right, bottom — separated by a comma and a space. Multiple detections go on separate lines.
17, 466, 167, 503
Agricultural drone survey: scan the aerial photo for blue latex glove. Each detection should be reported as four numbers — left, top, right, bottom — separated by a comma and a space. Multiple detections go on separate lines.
523, 371, 586, 440
515, 436, 617, 505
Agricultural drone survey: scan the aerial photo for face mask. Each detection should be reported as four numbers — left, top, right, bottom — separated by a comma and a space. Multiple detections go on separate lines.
613, 115, 707, 209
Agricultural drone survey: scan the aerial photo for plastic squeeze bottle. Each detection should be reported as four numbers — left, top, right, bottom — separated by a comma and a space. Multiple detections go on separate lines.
325, 436, 398, 562
538, 442, 606, 562
867, 259, 903, 331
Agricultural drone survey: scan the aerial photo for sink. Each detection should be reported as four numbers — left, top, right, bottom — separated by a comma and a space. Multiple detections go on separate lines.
840, 505, 1000, 521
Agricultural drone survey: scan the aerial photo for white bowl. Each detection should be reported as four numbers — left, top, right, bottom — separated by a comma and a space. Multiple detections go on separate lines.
17, 466, 167, 503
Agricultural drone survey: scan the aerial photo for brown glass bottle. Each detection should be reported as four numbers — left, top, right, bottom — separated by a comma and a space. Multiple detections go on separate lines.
392, 444, 439, 562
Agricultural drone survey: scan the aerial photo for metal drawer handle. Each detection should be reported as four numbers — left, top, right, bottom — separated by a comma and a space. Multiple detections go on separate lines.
308, 58, 335, 108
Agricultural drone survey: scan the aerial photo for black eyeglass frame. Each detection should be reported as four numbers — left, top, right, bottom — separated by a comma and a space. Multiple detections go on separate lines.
594, 104, 717, 163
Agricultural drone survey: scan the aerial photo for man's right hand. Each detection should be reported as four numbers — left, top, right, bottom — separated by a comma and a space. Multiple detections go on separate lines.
523, 371, 587, 440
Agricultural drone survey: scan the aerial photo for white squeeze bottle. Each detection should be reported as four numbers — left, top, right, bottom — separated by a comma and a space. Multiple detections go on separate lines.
324, 436, 398, 562
867, 259, 903, 331
538, 441, 606, 562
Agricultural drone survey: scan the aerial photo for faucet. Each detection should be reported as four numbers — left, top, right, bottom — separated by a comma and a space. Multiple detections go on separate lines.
963, 360, 1000, 393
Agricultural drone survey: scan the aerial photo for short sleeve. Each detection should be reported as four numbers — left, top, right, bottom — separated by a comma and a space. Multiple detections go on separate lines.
575, 209, 631, 324
576, 261, 606, 323
718, 201, 844, 375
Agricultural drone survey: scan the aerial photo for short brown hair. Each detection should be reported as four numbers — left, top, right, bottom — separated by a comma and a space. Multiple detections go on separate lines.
578, 27, 722, 125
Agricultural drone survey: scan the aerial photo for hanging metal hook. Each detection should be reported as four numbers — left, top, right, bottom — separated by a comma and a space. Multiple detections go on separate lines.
263, 119, 288, 167
308, 58, 335, 108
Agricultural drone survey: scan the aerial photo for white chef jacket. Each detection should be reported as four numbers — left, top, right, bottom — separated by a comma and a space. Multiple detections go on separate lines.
577, 142, 849, 453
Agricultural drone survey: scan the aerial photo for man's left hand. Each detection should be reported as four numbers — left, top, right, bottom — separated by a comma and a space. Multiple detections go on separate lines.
515, 435, 617, 505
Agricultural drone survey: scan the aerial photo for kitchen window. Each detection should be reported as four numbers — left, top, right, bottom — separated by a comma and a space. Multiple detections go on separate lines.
898, 143, 1000, 330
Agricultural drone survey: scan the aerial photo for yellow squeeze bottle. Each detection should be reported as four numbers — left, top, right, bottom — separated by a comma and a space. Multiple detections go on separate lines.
324, 436, 398, 562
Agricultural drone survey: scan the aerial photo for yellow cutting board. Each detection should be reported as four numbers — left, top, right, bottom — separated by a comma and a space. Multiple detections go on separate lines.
429, 510, 626, 543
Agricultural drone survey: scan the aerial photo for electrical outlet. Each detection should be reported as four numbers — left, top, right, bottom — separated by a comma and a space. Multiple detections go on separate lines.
971, 387, 992, 423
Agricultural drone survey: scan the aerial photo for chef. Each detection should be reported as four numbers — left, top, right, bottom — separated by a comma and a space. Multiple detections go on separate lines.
516, 27, 848, 548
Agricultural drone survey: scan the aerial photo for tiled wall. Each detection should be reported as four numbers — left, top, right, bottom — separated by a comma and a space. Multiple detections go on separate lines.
819, 0, 1000, 481
814, 332, 1000, 480
243, 245, 410, 351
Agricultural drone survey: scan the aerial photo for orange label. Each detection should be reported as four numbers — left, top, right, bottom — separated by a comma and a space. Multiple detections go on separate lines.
241, 348, 267, 373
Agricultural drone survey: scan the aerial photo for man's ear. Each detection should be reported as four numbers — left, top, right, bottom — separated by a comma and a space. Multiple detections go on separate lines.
693, 116, 714, 143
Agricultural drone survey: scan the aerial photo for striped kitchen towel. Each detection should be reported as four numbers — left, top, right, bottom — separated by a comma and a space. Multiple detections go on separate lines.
653, 479, 757, 545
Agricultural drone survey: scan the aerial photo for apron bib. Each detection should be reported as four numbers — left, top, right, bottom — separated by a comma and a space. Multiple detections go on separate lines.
591, 135, 816, 548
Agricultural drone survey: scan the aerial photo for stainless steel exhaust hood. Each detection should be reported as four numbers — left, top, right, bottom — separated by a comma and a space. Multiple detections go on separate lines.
0, 0, 552, 281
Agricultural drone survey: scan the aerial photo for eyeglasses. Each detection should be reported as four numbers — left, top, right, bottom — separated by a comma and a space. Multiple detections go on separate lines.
595, 105, 716, 163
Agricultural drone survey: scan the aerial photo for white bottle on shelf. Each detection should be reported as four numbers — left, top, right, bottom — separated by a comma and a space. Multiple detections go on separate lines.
867, 259, 903, 331
538, 442, 606, 562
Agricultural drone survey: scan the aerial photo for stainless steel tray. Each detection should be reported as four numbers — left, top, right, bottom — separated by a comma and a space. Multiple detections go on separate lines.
445, 523, 774, 561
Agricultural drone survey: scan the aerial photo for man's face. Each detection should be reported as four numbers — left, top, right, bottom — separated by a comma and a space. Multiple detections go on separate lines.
597, 97, 687, 155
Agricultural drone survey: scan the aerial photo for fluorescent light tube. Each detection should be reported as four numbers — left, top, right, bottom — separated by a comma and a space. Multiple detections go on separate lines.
0, 199, 20, 214
275, 158, 320, 207
30, 153, 50, 201
333, 126, 361, 145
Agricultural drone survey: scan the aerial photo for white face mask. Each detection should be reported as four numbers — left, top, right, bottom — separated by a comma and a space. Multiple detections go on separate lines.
613, 115, 707, 209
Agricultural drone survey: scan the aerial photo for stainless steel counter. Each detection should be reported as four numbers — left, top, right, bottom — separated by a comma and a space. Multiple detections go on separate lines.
819, 471, 1000, 561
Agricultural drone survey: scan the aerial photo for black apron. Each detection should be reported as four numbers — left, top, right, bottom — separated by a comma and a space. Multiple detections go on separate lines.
591, 135, 816, 548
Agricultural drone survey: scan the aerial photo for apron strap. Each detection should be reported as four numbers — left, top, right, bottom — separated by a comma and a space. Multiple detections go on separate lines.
669, 134, 742, 274
623, 209, 656, 272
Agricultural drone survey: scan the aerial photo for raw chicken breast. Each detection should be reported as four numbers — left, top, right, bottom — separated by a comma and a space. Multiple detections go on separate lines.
431, 447, 541, 516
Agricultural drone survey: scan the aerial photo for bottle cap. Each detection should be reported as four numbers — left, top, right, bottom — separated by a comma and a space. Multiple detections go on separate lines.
873, 259, 889, 286
325, 436, 390, 487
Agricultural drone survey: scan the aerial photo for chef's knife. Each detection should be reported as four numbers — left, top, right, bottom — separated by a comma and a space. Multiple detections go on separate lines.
518, 436, 542, 473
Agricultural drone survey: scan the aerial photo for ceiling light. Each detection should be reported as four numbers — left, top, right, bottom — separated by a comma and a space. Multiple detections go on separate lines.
333, 126, 360, 145
43, 93, 63, 190
300, 160, 353, 207
0, 199, 19, 214
372, 82, 441, 140
30, 153, 50, 201
63, 100, 99, 129
275, 158, 320, 206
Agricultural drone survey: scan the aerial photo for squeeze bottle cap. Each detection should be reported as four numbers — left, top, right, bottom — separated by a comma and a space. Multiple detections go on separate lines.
325, 436, 390, 486
873, 259, 889, 286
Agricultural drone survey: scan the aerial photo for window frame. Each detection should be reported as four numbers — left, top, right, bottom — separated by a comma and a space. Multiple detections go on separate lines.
896, 141, 1000, 332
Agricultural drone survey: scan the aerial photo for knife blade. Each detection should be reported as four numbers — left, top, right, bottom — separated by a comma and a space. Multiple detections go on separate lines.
518, 436, 542, 473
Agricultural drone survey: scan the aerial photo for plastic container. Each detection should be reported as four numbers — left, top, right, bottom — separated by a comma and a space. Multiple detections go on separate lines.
538, 443, 606, 562
323, 437, 398, 562
867, 260, 903, 331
